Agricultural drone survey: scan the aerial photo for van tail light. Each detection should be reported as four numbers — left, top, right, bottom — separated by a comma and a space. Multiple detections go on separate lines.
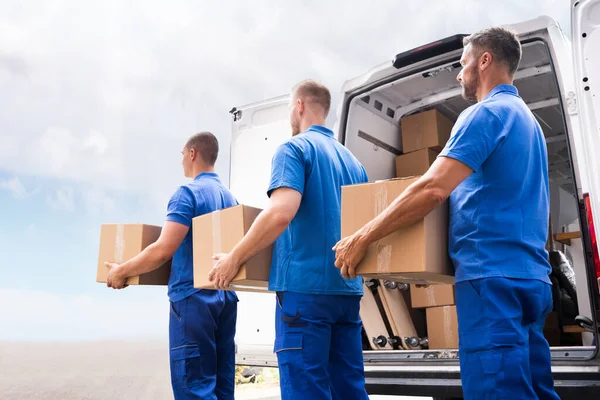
583, 193, 600, 298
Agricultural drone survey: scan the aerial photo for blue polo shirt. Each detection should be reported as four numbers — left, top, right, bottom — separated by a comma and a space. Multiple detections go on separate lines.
439, 84, 551, 284
165, 172, 238, 302
267, 125, 368, 295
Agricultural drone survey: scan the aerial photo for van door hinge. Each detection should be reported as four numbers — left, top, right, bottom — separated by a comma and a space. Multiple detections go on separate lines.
229, 107, 242, 122
567, 91, 578, 115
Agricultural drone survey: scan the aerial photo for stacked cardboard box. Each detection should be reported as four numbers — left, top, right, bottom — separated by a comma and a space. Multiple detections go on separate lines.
426, 304, 459, 349
340, 109, 455, 286
410, 284, 455, 308
400, 109, 453, 154
341, 109, 458, 349
396, 148, 440, 178
410, 284, 458, 349
396, 109, 453, 176
399, 109, 458, 349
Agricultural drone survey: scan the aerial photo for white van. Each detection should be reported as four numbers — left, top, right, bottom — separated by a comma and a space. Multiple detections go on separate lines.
228, 2, 600, 398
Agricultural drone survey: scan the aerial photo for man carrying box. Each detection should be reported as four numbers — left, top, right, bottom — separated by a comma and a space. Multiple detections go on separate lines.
208, 80, 370, 400
333, 27, 559, 400
104, 132, 239, 400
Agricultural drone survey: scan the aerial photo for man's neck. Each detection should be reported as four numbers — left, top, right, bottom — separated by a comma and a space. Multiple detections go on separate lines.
477, 76, 512, 102
191, 165, 215, 178
299, 118, 326, 134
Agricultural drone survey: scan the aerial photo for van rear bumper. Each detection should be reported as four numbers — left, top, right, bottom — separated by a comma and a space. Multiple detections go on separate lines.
364, 360, 600, 398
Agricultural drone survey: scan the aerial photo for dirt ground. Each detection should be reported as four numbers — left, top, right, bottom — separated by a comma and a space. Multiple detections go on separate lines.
0, 341, 430, 399
0, 341, 280, 400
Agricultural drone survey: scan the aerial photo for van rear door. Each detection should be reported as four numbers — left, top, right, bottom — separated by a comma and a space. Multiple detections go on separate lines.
228, 95, 290, 366
572, 0, 600, 296
229, 95, 291, 209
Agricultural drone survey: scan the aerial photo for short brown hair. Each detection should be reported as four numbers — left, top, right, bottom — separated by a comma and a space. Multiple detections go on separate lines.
463, 27, 522, 77
293, 79, 331, 116
185, 132, 219, 166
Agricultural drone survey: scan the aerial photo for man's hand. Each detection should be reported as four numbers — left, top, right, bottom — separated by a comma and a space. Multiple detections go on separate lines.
105, 262, 128, 289
333, 233, 369, 279
208, 253, 241, 290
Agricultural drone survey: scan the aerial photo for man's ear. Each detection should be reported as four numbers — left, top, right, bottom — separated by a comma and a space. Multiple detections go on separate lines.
297, 98, 304, 114
480, 51, 493, 71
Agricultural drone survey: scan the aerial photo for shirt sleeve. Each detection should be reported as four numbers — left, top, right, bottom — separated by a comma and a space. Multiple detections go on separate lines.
165, 186, 195, 227
267, 141, 305, 198
361, 165, 369, 183
438, 105, 507, 172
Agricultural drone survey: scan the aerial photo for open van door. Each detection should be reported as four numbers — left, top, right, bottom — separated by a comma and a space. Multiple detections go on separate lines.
572, 0, 600, 298
229, 95, 291, 209
228, 95, 290, 366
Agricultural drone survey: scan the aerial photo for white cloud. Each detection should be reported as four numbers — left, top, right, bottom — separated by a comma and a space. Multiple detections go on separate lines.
83, 131, 109, 155
0, 176, 28, 199
29, 126, 126, 189
46, 186, 75, 212
83, 186, 116, 215
0, 288, 168, 341
38, 127, 78, 176
0, 0, 570, 206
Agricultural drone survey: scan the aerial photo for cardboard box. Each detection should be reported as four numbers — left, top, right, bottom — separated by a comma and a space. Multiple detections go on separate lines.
402, 289, 427, 338
395, 148, 440, 178
341, 177, 454, 284
410, 284, 455, 308
426, 305, 459, 349
96, 224, 171, 285
401, 109, 453, 153
193, 205, 272, 292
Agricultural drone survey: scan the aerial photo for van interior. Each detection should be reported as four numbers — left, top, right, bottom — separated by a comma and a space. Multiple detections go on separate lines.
342, 39, 594, 358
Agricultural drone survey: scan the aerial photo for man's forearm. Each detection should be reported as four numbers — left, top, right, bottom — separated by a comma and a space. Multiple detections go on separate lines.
229, 207, 289, 266
357, 178, 445, 246
119, 243, 171, 278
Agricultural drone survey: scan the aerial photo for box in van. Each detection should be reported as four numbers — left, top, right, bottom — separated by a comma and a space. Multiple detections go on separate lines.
400, 109, 453, 153
410, 284, 456, 308
395, 148, 440, 178
426, 305, 459, 349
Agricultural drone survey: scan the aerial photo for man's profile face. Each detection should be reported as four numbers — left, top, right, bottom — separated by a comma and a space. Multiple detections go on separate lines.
289, 95, 302, 136
457, 44, 480, 102
181, 147, 192, 178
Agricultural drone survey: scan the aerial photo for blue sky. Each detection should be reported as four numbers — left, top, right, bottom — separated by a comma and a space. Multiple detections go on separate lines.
0, 172, 173, 340
0, 173, 160, 292
0, 0, 570, 341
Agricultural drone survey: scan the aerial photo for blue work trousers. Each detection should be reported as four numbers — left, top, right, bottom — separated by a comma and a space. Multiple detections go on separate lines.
274, 291, 369, 400
456, 277, 560, 400
169, 290, 238, 400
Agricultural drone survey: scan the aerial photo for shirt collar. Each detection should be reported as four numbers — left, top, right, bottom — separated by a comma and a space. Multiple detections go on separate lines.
485, 84, 519, 100
306, 124, 334, 137
194, 172, 219, 181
